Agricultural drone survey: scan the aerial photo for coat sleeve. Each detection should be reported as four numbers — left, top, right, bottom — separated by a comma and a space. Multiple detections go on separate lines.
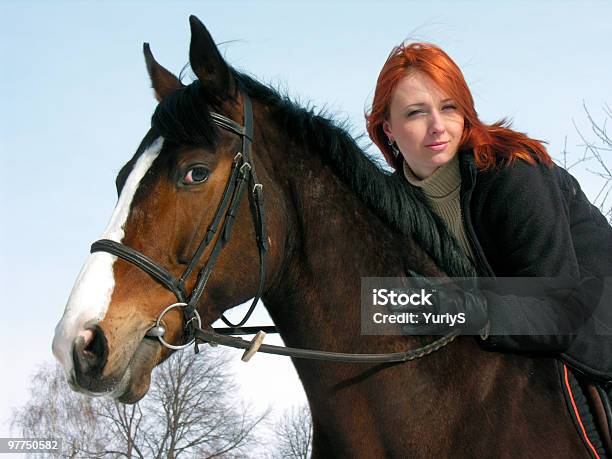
470, 159, 599, 351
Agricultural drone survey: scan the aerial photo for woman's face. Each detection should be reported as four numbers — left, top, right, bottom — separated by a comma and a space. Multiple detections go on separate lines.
383, 71, 465, 179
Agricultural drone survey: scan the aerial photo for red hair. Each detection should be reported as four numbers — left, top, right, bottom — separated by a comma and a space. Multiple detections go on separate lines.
365, 42, 552, 170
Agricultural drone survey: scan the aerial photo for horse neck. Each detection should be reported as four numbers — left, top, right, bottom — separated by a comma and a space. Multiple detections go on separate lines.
255, 116, 479, 440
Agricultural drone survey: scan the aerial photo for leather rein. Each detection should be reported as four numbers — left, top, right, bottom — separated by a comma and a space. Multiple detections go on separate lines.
90, 90, 459, 362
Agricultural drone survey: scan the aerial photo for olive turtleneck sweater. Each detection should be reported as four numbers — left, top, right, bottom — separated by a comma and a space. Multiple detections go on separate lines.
402, 154, 476, 263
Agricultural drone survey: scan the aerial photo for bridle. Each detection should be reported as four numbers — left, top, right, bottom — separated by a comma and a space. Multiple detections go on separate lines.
90, 90, 460, 362
91, 92, 267, 350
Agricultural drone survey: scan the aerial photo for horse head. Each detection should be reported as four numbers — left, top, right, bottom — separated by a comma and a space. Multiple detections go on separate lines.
52, 16, 286, 403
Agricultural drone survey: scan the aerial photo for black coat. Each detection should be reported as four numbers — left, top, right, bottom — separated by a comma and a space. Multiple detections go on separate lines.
458, 152, 612, 381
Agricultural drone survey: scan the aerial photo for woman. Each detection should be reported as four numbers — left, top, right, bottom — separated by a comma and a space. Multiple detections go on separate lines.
365, 42, 612, 382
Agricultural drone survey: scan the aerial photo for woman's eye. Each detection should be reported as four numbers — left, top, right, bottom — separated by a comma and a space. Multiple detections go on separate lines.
183, 166, 209, 185
406, 109, 423, 117
442, 104, 457, 111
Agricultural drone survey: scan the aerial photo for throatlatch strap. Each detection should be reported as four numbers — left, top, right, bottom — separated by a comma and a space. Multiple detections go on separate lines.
219, 149, 268, 326
222, 182, 268, 328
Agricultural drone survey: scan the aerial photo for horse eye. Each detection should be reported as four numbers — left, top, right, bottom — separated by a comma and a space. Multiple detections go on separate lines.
183, 166, 209, 185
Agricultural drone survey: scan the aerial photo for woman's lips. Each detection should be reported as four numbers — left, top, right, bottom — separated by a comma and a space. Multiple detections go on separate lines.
425, 141, 449, 152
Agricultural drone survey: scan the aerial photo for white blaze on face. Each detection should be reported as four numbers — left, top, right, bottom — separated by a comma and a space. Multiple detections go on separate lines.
52, 137, 164, 375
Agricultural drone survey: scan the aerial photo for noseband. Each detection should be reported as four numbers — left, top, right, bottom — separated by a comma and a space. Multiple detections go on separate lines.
91, 91, 269, 350
89, 90, 461, 362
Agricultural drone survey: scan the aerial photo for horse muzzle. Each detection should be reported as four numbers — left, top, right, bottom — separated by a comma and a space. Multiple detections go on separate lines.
65, 324, 160, 401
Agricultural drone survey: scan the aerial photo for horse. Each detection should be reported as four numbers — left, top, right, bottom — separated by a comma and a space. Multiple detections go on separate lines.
52, 16, 592, 457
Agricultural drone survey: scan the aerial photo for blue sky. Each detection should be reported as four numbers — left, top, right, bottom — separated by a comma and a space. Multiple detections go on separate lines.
1, 0, 611, 442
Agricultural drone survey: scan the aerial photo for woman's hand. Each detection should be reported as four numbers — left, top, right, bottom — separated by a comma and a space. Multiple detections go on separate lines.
392, 271, 489, 335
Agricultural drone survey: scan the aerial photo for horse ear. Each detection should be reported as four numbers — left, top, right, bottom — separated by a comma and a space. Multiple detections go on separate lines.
188, 15, 235, 98
143, 43, 182, 101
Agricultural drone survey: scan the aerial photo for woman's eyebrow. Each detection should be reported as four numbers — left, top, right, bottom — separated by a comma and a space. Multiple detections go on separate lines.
402, 102, 426, 109
402, 99, 455, 110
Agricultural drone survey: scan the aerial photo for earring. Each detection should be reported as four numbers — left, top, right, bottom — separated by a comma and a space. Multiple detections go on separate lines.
387, 137, 400, 157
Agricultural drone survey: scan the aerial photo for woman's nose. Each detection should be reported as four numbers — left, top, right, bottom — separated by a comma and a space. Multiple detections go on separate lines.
429, 111, 446, 135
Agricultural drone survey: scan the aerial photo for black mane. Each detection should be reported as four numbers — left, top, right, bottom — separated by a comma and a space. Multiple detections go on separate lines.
152, 71, 475, 277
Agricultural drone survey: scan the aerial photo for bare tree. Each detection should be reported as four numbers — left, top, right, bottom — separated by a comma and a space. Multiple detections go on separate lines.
9, 362, 112, 458
142, 349, 267, 458
11, 348, 267, 458
273, 404, 312, 459
559, 103, 612, 221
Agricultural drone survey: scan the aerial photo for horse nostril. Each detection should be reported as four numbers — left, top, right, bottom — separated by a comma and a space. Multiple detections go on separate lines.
72, 326, 108, 378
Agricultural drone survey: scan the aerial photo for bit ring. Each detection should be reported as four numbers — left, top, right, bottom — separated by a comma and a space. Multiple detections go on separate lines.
152, 302, 202, 350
